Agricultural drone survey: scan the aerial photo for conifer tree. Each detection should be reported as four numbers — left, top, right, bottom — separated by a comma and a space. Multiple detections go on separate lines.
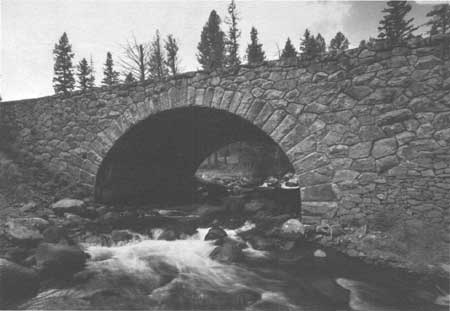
102, 52, 120, 87
281, 38, 297, 58
378, 1, 418, 44
315, 33, 326, 53
149, 30, 168, 80
300, 29, 316, 56
53, 32, 75, 95
329, 31, 350, 52
164, 34, 180, 75
88, 56, 95, 88
124, 72, 136, 84
76, 58, 94, 91
425, 3, 450, 35
224, 0, 241, 68
197, 10, 225, 71
246, 27, 265, 64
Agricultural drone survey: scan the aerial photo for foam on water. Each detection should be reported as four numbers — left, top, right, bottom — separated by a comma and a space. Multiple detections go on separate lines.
83, 222, 264, 292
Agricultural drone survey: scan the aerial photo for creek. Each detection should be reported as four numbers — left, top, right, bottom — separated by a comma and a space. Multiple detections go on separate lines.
18, 213, 448, 311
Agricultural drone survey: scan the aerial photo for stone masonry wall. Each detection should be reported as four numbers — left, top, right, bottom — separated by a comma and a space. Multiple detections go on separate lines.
1, 34, 449, 228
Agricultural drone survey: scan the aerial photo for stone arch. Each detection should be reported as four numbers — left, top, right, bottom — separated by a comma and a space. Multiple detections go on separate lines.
92, 104, 298, 204
80, 80, 340, 211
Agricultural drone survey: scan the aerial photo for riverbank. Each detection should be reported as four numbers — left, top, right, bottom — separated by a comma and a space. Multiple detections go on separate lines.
0, 195, 449, 310
0, 153, 449, 308
1, 190, 449, 282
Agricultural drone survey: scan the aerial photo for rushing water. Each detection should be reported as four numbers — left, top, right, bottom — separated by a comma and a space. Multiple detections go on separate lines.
20, 221, 448, 311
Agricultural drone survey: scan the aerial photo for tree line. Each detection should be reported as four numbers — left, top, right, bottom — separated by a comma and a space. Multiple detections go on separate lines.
52, 1, 450, 95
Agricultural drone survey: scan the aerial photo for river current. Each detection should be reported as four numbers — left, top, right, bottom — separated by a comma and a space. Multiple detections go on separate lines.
19, 221, 448, 311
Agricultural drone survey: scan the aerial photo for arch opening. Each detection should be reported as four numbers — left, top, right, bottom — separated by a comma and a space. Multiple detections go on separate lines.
95, 107, 294, 205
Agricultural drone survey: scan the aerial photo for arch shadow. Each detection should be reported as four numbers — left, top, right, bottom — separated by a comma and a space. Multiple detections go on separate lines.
94, 107, 294, 204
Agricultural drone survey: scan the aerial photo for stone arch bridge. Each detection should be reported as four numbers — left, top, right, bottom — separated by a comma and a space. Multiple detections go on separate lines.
1, 35, 449, 225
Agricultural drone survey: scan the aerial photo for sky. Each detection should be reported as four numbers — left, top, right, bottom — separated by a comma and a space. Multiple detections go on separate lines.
0, 0, 443, 101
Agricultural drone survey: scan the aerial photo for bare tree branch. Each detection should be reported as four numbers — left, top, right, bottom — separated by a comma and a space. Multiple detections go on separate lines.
119, 34, 151, 82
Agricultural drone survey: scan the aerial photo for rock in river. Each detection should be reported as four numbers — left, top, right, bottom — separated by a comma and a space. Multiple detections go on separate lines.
204, 226, 227, 241
6, 217, 49, 242
51, 198, 85, 216
209, 239, 244, 263
314, 249, 327, 258
111, 230, 133, 243
35, 243, 89, 279
0, 258, 39, 308
42, 226, 72, 245
281, 218, 305, 235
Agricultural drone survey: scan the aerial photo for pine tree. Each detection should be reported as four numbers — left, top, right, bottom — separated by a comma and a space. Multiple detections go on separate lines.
88, 56, 95, 88
53, 32, 75, 95
197, 10, 225, 71
76, 58, 94, 91
425, 4, 450, 35
246, 27, 265, 64
149, 30, 168, 80
315, 33, 326, 53
224, 0, 241, 68
102, 52, 120, 87
300, 29, 316, 56
378, 1, 418, 44
164, 34, 180, 75
329, 31, 350, 52
281, 38, 297, 58
124, 72, 136, 84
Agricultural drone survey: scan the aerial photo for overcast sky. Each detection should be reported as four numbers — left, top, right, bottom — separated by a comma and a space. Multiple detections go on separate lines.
1, 0, 442, 101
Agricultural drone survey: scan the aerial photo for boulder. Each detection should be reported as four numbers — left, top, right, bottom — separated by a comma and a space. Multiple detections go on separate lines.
64, 213, 86, 226
35, 243, 88, 279
0, 258, 39, 308
316, 223, 332, 235
314, 249, 327, 258
42, 226, 72, 245
6, 217, 49, 242
311, 278, 350, 307
100, 211, 120, 224
204, 226, 227, 241
111, 230, 133, 243
209, 240, 244, 263
281, 219, 305, 235
3, 246, 30, 264
20, 201, 38, 212
157, 229, 178, 241
51, 198, 85, 216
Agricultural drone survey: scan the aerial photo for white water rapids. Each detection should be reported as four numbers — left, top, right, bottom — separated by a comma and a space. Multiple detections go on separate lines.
19, 221, 448, 311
